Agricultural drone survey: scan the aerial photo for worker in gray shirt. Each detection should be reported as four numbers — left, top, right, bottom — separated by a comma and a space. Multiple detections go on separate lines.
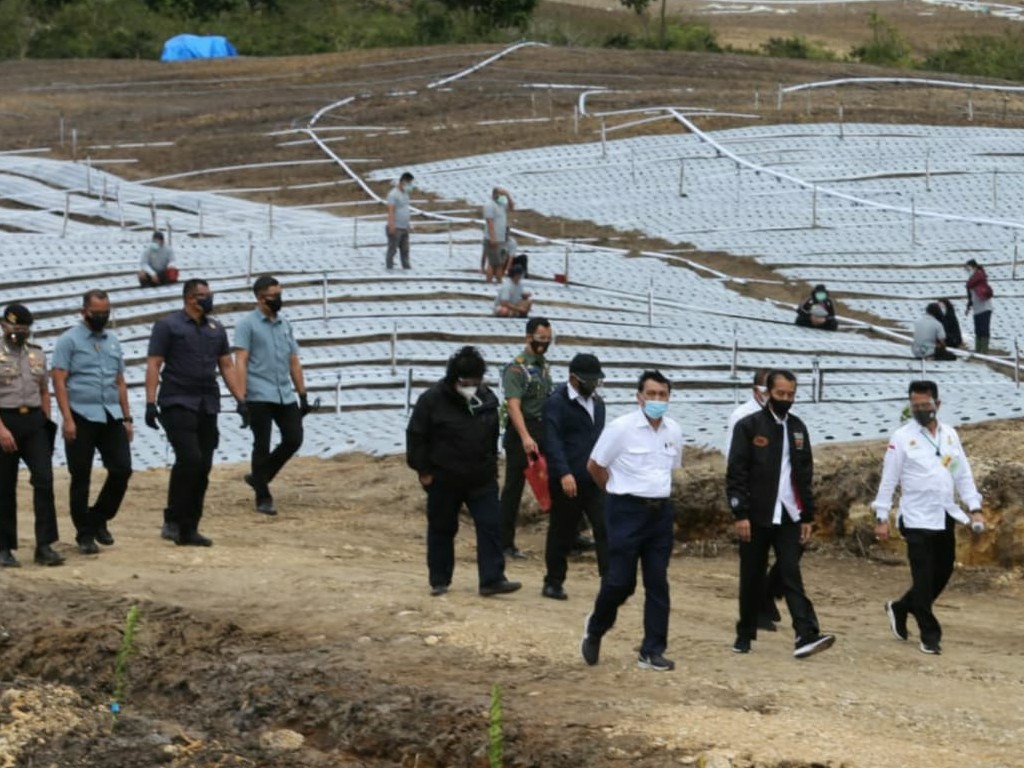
138, 231, 178, 288
385, 172, 414, 270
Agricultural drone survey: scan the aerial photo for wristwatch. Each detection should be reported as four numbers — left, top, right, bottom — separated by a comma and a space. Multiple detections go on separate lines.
122, 416, 134, 424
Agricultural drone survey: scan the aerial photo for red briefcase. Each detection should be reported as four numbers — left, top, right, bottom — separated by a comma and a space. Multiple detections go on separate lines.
524, 452, 552, 513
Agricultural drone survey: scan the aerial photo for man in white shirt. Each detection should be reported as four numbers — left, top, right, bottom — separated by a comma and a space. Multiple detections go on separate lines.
580, 370, 683, 672
726, 369, 835, 658
872, 380, 984, 655
385, 172, 414, 270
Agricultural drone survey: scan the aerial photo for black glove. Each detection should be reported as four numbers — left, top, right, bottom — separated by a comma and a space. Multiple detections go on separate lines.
237, 400, 250, 429
299, 392, 311, 416
145, 403, 161, 430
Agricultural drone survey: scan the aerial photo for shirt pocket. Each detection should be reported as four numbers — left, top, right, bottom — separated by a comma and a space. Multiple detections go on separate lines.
621, 446, 652, 473
0, 358, 17, 384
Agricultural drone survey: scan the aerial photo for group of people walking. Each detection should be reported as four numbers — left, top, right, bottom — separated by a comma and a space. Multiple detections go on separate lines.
407, 330, 987, 669
0, 269, 313, 565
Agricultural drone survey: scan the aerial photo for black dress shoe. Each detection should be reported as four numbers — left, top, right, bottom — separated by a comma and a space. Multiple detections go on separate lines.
34, 545, 65, 567
430, 584, 449, 597
542, 583, 569, 600
0, 549, 20, 568
255, 498, 278, 516
76, 537, 100, 555
174, 531, 213, 547
160, 522, 179, 541
95, 527, 115, 546
479, 579, 522, 596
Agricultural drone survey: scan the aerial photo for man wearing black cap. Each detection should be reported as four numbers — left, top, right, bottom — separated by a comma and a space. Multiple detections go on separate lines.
540, 353, 608, 600
0, 303, 64, 567
493, 263, 532, 318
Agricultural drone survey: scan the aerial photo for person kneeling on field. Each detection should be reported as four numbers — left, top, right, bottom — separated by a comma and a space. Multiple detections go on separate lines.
493, 264, 532, 317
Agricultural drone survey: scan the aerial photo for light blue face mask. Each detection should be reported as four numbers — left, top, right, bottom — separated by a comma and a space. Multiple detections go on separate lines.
814, 291, 826, 301
404, 182, 414, 192
496, 195, 508, 207
643, 400, 668, 419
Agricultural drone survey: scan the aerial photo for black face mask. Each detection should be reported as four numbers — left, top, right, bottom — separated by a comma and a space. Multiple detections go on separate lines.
912, 409, 936, 427
530, 341, 550, 356
575, 379, 597, 398
197, 296, 214, 315
265, 296, 283, 314
6, 332, 27, 347
85, 313, 109, 332
769, 398, 792, 418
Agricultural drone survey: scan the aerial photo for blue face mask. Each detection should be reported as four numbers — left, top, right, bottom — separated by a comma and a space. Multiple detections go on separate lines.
642, 400, 668, 419
197, 296, 214, 315
496, 195, 508, 207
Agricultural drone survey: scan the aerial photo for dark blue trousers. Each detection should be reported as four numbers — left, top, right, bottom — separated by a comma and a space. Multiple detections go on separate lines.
586, 494, 674, 657
425, 478, 505, 590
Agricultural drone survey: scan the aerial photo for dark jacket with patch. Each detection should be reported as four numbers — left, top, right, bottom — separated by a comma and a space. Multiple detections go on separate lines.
540, 383, 605, 487
406, 379, 500, 490
725, 407, 814, 526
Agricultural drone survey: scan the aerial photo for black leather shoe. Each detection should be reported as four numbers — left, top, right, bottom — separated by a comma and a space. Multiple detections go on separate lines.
0, 549, 20, 568
95, 527, 115, 546
76, 537, 100, 555
479, 579, 522, 596
430, 584, 449, 597
160, 522, 179, 541
34, 545, 65, 567
175, 531, 213, 547
542, 583, 568, 600
256, 498, 278, 516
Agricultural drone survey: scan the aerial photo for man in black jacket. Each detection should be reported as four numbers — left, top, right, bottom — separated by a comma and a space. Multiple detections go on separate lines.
406, 346, 522, 598
726, 369, 835, 658
540, 353, 609, 600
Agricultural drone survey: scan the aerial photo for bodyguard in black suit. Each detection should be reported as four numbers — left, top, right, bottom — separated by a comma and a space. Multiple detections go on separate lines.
726, 369, 835, 658
540, 353, 609, 600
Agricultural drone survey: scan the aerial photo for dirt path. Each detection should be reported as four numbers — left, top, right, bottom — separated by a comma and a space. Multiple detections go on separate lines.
2, 452, 1023, 767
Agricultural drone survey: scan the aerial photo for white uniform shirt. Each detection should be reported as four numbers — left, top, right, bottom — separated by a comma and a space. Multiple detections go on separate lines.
566, 380, 595, 422
723, 396, 762, 458
871, 420, 982, 530
590, 407, 683, 498
772, 412, 801, 524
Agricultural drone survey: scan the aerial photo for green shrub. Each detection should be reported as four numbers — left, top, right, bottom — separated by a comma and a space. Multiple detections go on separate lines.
923, 31, 1024, 80
761, 35, 835, 61
850, 11, 912, 67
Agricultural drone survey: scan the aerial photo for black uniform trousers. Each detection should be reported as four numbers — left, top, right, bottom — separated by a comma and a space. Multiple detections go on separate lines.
425, 478, 505, 589
65, 411, 132, 540
544, 481, 608, 588
0, 408, 59, 550
587, 494, 673, 657
247, 401, 303, 500
161, 406, 218, 534
499, 417, 544, 550
737, 517, 820, 642
894, 516, 956, 646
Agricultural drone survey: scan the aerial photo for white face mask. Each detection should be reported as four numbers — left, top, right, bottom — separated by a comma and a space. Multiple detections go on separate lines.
457, 385, 477, 401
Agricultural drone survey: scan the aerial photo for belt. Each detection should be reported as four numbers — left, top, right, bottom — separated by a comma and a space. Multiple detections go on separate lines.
0, 406, 40, 415
616, 493, 669, 508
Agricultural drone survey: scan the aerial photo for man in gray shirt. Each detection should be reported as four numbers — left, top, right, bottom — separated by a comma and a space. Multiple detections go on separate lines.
138, 232, 178, 288
386, 172, 414, 270
493, 264, 532, 317
481, 187, 514, 283
912, 303, 956, 361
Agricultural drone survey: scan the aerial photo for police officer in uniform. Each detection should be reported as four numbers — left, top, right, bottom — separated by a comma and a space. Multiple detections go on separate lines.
499, 317, 553, 558
0, 304, 64, 567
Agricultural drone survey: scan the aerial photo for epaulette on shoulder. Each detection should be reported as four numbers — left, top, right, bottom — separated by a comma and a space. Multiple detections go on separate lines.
513, 353, 527, 364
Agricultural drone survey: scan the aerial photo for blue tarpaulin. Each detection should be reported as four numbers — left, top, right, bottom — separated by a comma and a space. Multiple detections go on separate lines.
160, 34, 237, 62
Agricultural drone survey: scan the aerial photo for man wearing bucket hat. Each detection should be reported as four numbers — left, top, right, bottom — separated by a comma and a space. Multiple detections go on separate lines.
0, 303, 64, 567
540, 353, 608, 600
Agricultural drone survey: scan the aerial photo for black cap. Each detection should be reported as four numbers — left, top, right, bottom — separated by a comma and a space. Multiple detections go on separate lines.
2, 304, 32, 326
569, 353, 603, 381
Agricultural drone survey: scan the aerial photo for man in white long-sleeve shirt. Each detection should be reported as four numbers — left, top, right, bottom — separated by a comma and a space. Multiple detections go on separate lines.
871, 380, 985, 655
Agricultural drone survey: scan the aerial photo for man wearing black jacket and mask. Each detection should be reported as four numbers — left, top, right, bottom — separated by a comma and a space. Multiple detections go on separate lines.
726, 369, 835, 658
407, 346, 521, 598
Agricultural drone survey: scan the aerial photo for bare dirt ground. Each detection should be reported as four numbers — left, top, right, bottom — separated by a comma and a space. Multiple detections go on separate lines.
3, 37, 1024, 767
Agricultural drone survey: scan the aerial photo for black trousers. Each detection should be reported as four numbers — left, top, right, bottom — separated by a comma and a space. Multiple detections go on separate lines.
0, 408, 59, 550
248, 401, 303, 500
65, 411, 132, 539
737, 518, 820, 641
587, 494, 674, 657
544, 480, 607, 587
425, 478, 505, 589
499, 418, 544, 550
161, 406, 218, 533
895, 517, 956, 646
